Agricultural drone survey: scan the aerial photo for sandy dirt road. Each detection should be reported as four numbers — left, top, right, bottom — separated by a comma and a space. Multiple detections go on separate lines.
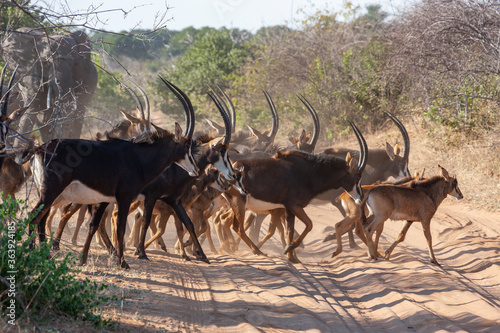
56, 199, 500, 333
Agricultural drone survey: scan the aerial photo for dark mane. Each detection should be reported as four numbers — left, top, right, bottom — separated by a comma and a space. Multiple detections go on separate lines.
195, 133, 216, 144
409, 175, 442, 188
275, 149, 346, 168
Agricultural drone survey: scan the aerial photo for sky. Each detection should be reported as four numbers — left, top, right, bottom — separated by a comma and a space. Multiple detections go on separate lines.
56, 0, 409, 33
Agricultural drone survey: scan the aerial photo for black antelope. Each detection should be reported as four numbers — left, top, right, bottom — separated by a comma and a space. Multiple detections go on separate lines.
361, 165, 463, 265
130, 83, 243, 262
28, 76, 199, 269
225, 121, 368, 263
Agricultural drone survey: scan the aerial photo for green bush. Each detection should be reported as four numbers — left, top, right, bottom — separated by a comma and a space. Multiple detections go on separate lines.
0, 196, 113, 328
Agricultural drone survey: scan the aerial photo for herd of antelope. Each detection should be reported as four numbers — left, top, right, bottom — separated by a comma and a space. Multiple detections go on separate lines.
0, 64, 463, 269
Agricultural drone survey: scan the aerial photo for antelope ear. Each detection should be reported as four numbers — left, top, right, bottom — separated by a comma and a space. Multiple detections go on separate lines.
247, 125, 264, 138
205, 119, 225, 134
228, 145, 239, 153
9, 91, 20, 103
298, 129, 307, 144
209, 137, 224, 148
174, 122, 183, 141
438, 165, 450, 181
346, 152, 357, 174
5, 107, 28, 125
119, 110, 142, 124
385, 142, 396, 161
394, 143, 401, 156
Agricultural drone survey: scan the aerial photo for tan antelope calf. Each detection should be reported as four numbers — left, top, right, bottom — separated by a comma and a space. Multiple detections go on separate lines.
361, 165, 463, 265
331, 169, 425, 259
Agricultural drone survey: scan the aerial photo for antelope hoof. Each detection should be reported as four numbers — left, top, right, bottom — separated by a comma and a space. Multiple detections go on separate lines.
138, 254, 149, 260
120, 260, 130, 270
161, 245, 168, 253
331, 250, 341, 258
195, 251, 210, 264
71, 239, 78, 245
52, 243, 60, 251
283, 245, 294, 254
287, 253, 301, 264
431, 259, 441, 266
79, 257, 87, 266
182, 254, 191, 261
323, 233, 335, 242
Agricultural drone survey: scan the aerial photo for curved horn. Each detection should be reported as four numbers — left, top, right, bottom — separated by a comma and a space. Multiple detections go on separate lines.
158, 76, 195, 138
262, 90, 279, 140
131, 82, 151, 122
0, 63, 7, 116
116, 78, 145, 120
297, 94, 320, 149
1, 64, 18, 117
384, 111, 410, 162
207, 90, 232, 145
215, 84, 236, 133
348, 121, 368, 172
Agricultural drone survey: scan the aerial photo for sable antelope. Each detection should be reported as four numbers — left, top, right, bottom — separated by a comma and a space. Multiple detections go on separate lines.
321, 111, 411, 247
245, 94, 320, 244
224, 121, 368, 263
0, 64, 30, 200
330, 169, 425, 259
361, 165, 463, 265
48, 81, 156, 250
130, 83, 242, 261
141, 168, 225, 255
28, 76, 199, 269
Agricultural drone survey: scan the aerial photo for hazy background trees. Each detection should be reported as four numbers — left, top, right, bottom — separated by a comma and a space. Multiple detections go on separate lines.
1, 0, 499, 143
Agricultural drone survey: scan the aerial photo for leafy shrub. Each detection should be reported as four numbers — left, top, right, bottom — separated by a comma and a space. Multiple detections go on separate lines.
0, 196, 113, 328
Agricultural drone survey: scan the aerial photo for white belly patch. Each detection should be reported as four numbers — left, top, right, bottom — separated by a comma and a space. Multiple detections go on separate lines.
246, 195, 284, 213
61, 181, 117, 204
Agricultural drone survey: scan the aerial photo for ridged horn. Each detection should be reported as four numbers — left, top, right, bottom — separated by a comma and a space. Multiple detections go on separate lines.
262, 90, 278, 140
214, 84, 236, 133
207, 90, 232, 145
116, 78, 145, 121
297, 94, 320, 149
131, 82, 151, 122
384, 111, 410, 162
348, 121, 368, 172
158, 76, 195, 138
1, 64, 18, 117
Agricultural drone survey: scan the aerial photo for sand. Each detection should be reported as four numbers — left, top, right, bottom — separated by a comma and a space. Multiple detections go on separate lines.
55, 198, 500, 333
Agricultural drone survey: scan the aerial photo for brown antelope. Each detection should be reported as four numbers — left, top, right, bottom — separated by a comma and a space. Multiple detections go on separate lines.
320, 111, 411, 247
223, 121, 368, 263
330, 169, 425, 259
361, 165, 463, 265
28, 77, 199, 269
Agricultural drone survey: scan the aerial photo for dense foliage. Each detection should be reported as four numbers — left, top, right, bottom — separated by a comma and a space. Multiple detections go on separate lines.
0, 197, 113, 328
